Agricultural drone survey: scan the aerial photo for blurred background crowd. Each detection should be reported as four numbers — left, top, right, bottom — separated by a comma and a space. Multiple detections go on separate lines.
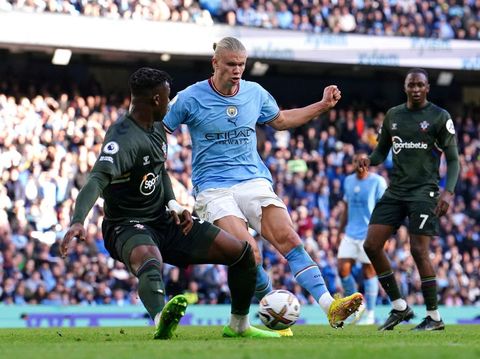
2, 0, 480, 40
0, 76, 479, 309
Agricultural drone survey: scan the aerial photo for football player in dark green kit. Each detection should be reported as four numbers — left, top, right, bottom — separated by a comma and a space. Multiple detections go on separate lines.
60, 68, 280, 339
359, 68, 460, 331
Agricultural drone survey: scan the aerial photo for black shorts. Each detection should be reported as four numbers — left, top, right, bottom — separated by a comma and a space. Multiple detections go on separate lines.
369, 194, 439, 236
102, 213, 220, 268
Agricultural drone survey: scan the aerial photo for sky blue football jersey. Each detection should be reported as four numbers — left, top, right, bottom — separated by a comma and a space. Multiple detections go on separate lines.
343, 172, 387, 240
163, 79, 280, 195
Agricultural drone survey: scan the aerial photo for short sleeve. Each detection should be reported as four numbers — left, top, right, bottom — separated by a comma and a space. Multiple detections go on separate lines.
92, 130, 135, 178
436, 111, 457, 150
163, 92, 187, 133
257, 86, 280, 125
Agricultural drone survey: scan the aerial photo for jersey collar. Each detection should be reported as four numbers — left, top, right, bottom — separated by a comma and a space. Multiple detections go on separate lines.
208, 77, 240, 97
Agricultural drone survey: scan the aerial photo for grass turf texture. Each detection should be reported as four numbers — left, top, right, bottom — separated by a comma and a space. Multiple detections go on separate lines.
0, 325, 479, 359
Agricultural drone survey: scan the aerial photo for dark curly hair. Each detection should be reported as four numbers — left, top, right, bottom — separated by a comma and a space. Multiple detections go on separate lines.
406, 68, 429, 82
128, 67, 172, 97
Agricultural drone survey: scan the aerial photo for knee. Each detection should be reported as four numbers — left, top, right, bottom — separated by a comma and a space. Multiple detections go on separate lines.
277, 230, 302, 255
363, 239, 380, 257
135, 257, 163, 278
410, 244, 429, 262
231, 242, 255, 270
130, 247, 162, 276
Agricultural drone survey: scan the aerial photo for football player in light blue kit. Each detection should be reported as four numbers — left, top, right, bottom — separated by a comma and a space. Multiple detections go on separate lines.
164, 37, 363, 334
338, 151, 387, 325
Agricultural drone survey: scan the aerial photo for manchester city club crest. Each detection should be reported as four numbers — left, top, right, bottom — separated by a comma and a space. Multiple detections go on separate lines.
226, 106, 238, 117
420, 120, 430, 131
161, 142, 167, 156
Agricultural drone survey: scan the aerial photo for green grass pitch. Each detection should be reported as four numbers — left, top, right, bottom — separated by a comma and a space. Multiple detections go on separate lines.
0, 325, 479, 359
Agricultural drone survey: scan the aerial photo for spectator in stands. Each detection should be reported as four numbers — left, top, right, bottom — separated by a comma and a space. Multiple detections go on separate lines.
0, 63, 479, 311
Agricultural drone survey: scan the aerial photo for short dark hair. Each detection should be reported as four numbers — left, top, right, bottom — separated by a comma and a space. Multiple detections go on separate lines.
406, 68, 429, 82
129, 67, 171, 96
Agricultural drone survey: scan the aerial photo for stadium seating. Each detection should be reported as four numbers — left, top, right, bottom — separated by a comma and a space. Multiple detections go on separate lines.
0, 88, 478, 307
3, 0, 479, 40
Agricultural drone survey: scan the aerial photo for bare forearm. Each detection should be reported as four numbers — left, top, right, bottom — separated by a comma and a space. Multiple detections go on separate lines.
273, 101, 333, 130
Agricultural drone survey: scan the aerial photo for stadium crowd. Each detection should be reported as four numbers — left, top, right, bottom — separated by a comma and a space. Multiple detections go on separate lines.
2, 0, 480, 40
0, 81, 479, 309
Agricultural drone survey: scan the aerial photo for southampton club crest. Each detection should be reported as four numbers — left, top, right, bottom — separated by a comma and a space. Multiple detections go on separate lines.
419, 120, 430, 131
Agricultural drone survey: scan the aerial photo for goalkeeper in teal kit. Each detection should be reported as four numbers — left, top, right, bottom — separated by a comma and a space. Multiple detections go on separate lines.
60, 67, 280, 339
359, 68, 460, 331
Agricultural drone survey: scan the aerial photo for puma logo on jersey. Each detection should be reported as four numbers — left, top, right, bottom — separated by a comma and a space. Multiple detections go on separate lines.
226, 106, 238, 126
143, 156, 150, 165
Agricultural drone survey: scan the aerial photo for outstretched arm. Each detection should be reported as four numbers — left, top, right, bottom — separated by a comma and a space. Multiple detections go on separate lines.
269, 85, 341, 130
60, 172, 110, 257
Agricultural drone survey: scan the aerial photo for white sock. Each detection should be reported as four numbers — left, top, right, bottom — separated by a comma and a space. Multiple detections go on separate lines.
392, 299, 407, 311
318, 292, 334, 314
229, 314, 250, 333
426, 310, 441, 321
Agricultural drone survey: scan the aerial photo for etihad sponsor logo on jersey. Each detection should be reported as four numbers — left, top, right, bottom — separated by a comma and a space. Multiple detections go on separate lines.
204, 128, 254, 145
419, 121, 430, 131
103, 141, 119, 155
392, 136, 428, 154
140, 172, 160, 195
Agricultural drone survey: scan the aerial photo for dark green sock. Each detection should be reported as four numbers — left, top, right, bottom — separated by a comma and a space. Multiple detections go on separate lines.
137, 259, 165, 319
377, 271, 402, 302
228, 243, 256, 316
421, 276, 438, 310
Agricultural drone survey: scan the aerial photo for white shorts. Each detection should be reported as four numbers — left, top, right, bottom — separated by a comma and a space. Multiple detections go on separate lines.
337, 235, 371, 264
194, 178, 286, 235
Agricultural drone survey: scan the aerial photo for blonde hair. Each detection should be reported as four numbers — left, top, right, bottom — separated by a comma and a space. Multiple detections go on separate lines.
212, 37, 246, 56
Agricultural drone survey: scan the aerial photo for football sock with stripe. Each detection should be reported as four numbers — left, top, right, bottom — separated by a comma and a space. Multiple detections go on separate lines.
255, 264, 273, 301
422, 276, 441, 320
364, 277, 379, 312
286, 245, 331, 312
378, 271, 406, 311
228, 243, 257, 316
340, 274, 357, 296
136, 258, 166, 320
